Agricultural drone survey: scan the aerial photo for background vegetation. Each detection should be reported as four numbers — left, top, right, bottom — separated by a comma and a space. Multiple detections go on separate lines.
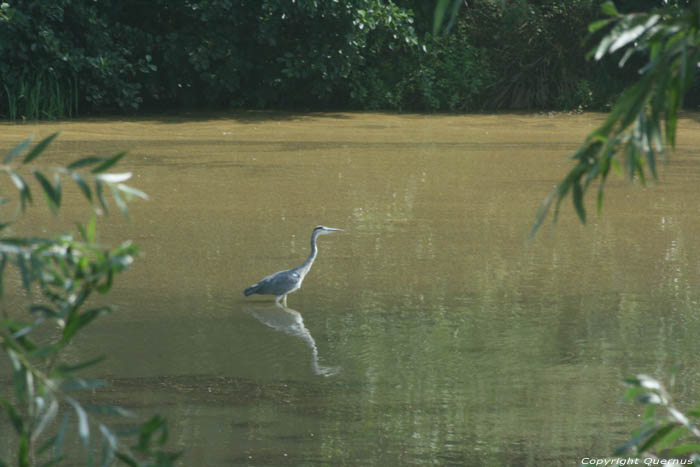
1, 0, 694, 119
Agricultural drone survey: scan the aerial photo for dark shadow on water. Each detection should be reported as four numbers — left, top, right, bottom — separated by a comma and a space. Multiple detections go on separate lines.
243, 303, 340, 377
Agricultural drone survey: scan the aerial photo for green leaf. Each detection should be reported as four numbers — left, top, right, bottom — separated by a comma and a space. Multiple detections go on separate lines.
137, 415, 170, 451
17, 254, 31, 291
56, 355, 106, 374
96, 268, 114, 294
0, 396, 24, 434
638, 422, 675, 452
116, 184, 148, 200
656, 426, 690, 452
572, 181, 586, 223
588, 18, 613, 33
601, 1, 619, 17
23, 133, 58, 164
113, 452, 139, 467
62, 306, 112, 344
0, 252, 7, 298
91, 152, 127, 174
3, 137, 33, 164
71, 172, 92, 202
9, 171, 32, 211
96, 172, 132, 183
34, 171, 60, 214
19, 433, 29, 467
95, 180, 108, 214
110, 184, 129, 217
67, 398, 89, 447
67, 156, 104, 170
81, 214, 97, 243
32, 399, 58, 442
669, 443, 700, 456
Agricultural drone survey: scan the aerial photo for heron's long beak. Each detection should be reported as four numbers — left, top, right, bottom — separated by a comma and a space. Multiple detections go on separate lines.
327, 227, 343, 232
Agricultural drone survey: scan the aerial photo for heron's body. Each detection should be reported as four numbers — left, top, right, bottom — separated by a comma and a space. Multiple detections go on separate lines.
244, 225, 342, 305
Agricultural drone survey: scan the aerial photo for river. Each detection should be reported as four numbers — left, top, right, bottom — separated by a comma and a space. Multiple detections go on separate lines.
2, 112, 700, 466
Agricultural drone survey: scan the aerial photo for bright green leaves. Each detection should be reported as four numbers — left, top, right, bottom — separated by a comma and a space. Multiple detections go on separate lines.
616, 375, 700, 460
1, 134, 146, 218
533, 1, 700, 237
0, 135, 178, 466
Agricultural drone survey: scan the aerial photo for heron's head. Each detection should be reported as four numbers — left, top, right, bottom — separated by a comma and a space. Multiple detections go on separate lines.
313, 225, 343, 236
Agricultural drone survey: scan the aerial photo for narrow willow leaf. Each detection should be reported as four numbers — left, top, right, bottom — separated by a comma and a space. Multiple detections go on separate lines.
572, 181, 586, 224
669, 443, 700, 456
96, 268, 113, 293
137, 415, 169, 450
23, 133, 58, 164
62, 307, 112, 343
67, 399, 89, 447
76, 222, 87, 242
85, 405, 135, 417
588, 18, 613, 33
638, 423, 676, 452
54, 172, 62, 207
615, 426, 657, 455
0, 396, 24, 433
99, 424, 117, 449
87, 214, 96, 243
610, 24, 647, 54
9, 171, 32, 211
3, 137, 33, 164
0, 252, 7, 298
95, 180, 108, 214
110, 185, 129, 217
91, 152, 127, 174
600, 1, 619, 17
34, 171, 59, 214
116, 183, 148, 200
669, 407, 700, 436
67, 156, 104, 170
56, 355, 106, 374
114, 452, 139, 467
594, 33, 615, 60
32, 399, 58, 441
96, 172, 132, 183
656, 426, 690, 452
17, 254, 31, 291
18, 434, 29, 467
71, 172, 92, 202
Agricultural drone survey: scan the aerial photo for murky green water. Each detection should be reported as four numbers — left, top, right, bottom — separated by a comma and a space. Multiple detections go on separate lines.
2, 112, 700, 465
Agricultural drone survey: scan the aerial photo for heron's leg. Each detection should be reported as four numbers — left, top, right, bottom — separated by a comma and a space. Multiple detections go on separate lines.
282, 295, 288, 307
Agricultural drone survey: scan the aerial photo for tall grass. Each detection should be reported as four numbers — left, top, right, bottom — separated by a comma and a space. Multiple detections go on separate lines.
1, 74, 78, 121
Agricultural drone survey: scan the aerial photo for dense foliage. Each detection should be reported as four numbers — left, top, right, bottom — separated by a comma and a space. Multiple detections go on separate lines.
0, 0, 689, 118
0, 136, 178, 465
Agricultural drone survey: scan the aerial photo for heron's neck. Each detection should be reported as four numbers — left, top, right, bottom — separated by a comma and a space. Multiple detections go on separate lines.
299, 232, 320, 274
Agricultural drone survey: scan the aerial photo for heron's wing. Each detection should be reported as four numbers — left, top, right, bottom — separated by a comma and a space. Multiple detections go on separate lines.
255, 268, 301, 295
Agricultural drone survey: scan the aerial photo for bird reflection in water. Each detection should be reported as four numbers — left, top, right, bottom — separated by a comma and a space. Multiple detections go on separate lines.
244, 304, 340, 377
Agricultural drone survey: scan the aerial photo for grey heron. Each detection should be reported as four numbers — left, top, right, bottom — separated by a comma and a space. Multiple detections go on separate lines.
244, 225, 343, 305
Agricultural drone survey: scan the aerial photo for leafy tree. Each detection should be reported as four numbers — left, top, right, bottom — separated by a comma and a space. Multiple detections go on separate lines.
0, 136, 179, 466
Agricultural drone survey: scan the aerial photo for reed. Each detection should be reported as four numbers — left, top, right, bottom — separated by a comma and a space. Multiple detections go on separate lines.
1, 74, 78, 120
